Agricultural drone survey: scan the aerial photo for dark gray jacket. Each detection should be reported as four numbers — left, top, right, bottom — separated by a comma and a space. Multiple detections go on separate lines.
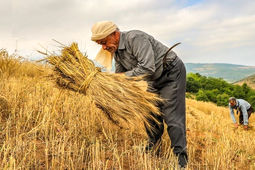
114, 30, 177, 80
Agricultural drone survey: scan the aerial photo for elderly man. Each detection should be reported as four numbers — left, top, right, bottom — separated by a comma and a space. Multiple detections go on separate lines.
91, 21, 188, 168
229, 97, 254, 130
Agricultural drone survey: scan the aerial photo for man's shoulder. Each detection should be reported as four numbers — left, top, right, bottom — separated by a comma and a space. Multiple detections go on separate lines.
237, 99, 250, 106
123, 30, 150, 39
237, 99, 247, 103
124, 30, 146, 34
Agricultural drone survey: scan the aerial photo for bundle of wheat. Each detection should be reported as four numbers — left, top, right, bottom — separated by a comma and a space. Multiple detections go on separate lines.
42, 42, 162, 130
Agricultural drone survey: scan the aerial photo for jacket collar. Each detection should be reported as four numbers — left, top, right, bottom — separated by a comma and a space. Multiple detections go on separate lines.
236, 100, 240, 107
117, 32, 126, 50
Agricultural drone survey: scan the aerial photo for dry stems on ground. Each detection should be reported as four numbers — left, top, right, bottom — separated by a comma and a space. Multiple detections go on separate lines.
0, 50, 255, 169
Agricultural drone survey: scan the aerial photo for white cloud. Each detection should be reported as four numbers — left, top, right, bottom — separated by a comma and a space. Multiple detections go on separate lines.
0, 0, 255, 65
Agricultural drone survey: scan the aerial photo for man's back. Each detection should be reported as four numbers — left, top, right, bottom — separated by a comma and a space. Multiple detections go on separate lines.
114, 30, 178, 80
236, 99, 251, 110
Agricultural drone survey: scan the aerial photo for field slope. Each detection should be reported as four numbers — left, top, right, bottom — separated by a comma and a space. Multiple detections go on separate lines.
235, 74, 255, 89
0, 54, 255, 169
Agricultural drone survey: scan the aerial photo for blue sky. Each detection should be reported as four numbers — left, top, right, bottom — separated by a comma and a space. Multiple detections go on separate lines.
184, 0, 203, 6
0, 0, 255, 66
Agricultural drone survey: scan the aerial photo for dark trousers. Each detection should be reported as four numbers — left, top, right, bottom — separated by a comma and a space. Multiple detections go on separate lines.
239, 106, 254, 124
145, 56, 187, 157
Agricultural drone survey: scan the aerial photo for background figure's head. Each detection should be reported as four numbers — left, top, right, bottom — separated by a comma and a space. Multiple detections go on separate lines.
229, 97, 237, 107
91, 21, 120, 53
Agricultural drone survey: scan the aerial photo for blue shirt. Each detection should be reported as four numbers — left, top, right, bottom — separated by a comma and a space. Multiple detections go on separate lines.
229, 99, 251, 125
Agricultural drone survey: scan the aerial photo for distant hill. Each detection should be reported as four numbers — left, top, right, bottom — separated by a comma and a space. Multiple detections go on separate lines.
185, 63, 255, 83
235, 74, 255, 89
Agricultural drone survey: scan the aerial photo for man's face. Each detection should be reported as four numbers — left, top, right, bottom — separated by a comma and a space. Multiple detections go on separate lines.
96, 32, 119, 53
230, 100, 236, 107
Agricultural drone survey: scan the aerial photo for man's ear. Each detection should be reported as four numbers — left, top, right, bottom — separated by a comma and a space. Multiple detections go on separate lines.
114, 31, 120, 40
112, 31, 117, 37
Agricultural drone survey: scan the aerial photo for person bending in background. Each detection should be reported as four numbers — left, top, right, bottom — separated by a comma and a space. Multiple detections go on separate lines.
229, 97, 254, 130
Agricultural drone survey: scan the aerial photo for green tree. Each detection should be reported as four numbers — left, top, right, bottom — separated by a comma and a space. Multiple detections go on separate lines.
233, 85, 245, 99
196, 89, 209, 102
186, 76, 200, 93
205, 89, 219, 103
242, 83, 251, 99
222, 87, 233, 96
216, 93, 230, 106
248, 95, 255, 108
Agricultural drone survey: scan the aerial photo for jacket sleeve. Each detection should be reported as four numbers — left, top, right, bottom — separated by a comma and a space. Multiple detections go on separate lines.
125, 36, 156, 77
229, 105, 236, 123
240, 105, 249, 125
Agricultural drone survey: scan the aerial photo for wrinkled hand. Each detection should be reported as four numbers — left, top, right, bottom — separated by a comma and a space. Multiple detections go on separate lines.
243, 125, 248, 130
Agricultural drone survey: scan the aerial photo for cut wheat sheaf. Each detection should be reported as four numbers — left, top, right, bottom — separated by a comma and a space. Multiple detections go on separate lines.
41, 42, 163, 131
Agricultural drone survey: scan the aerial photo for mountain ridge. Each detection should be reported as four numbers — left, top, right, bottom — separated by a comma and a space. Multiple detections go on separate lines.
185, 63, 255, 83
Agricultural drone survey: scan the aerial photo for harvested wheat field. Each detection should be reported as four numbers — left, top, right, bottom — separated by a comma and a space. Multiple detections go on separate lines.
0, 49, 255, 169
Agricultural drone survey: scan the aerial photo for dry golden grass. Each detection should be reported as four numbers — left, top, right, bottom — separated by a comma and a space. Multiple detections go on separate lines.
0, 49, 49, 79
0, 51, 255, 169
186, 100, 255, 169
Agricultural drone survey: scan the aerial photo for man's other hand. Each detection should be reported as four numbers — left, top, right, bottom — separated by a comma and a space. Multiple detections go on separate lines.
243, 125, 248, 130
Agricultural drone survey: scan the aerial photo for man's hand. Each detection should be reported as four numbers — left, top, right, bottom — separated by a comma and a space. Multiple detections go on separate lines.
243, 125, 248, 130
234, 123, 239, 128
